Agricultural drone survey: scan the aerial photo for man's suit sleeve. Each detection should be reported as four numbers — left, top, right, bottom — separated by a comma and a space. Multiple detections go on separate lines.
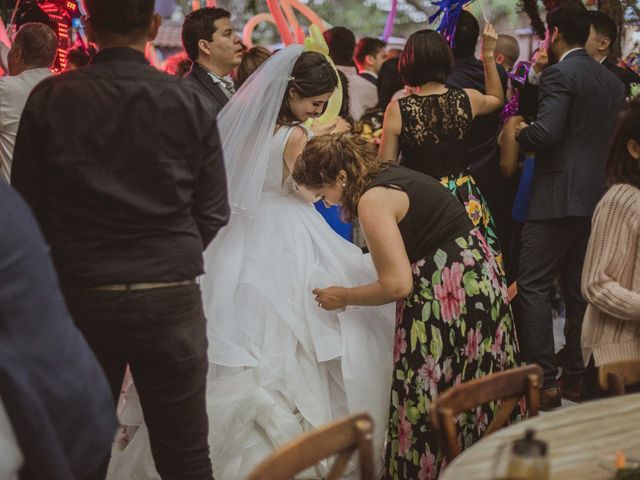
517, 67, 571, 152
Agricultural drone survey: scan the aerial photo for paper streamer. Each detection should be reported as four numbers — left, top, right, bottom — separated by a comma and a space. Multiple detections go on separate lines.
382, 0, 398, 41
428, 0, 476, 46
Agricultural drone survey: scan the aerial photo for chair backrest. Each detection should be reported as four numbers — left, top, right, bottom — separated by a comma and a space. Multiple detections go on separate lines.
246, 412, 374, 480
430, 364, 543, 462
598, 359, 640, 396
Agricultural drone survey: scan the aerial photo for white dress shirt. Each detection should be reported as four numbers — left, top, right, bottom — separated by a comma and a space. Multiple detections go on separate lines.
0, 67, 51, 182
0, 397, 23, 480
337, 65, 378, 121
206, 71, 235, 99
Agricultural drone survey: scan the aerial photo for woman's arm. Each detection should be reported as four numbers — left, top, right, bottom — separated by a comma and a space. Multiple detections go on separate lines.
378, 100, 401, 163
582, 187, 640, 321
283, 126, 317, 202
465, 23, 504, 118
313, 187, 413, 310
499, 115, 524, 178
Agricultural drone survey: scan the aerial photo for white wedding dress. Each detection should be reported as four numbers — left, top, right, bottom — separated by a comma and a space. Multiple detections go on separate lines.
106, 126, 395, 480
202, 125, 394, 479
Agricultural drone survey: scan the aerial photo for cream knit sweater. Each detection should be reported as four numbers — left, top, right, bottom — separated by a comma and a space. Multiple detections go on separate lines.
581, 183, 640, 367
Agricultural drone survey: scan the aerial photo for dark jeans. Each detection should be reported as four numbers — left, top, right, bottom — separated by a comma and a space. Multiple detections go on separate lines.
516, 217, 590, 388
63, 284, 213, 480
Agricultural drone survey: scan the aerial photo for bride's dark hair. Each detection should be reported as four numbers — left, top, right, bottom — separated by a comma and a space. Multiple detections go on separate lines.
278, 51, 339, 125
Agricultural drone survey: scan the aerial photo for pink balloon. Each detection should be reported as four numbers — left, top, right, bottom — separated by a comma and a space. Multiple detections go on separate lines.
266, 0, 294, 45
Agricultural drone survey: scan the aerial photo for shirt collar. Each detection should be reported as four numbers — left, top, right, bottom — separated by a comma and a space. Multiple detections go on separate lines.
90, 47, 149, 65
559, 47, 584, 63
206, 71, 235, 98
359, 69, 378, 78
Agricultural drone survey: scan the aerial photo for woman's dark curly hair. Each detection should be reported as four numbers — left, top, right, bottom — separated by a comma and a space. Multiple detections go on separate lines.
608, 97, 640, 189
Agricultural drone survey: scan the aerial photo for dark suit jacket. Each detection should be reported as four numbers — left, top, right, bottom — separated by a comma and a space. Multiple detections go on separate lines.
446, 56, 509, 195
518, 49, 625, 220
603, 57, 640, 98
0, 181, 116, 479
184, 62, 230, 112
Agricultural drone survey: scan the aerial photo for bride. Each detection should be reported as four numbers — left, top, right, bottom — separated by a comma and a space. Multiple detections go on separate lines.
203, 44, 394, 480
107, 45, 394, 480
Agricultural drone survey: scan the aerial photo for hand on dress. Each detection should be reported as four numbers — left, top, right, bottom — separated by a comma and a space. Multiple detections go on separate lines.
309, 117, 352, 136
481, 23, 498, 60
313, 286, 348, 311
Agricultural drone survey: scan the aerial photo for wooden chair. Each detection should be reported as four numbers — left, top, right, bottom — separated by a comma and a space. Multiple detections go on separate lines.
246, 412, 374, 480
598, 359, 640, 396
431, 364, 543, 462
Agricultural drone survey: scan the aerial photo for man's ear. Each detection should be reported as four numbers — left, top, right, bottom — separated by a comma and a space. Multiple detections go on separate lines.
600, 36, 612, 54
198, 38, 211, 57
147, 13, 161, 42
365, 54, 374, 68
495, 53, 505, 66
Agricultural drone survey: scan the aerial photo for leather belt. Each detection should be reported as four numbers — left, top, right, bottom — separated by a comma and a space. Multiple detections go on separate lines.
88, 279, 196, 292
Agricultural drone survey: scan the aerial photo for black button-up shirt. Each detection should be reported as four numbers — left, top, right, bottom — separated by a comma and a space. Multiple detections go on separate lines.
11, 47, 230, 287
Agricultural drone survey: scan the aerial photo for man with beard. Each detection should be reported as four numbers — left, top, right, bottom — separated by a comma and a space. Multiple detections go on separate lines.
514, 0, 625, 410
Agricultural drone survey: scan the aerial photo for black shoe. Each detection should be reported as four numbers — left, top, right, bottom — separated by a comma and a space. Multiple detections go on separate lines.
539, 387, 561, 411
558, 375, 583, 403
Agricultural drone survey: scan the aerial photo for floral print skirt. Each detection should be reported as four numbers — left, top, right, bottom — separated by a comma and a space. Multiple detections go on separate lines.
439, 170, 505, 276
384, 229, 519, 480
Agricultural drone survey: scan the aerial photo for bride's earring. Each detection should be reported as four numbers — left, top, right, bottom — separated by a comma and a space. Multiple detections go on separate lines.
341, 183, 346, 188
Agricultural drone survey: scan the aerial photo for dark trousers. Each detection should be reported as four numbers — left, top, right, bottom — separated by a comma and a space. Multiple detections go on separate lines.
516, 217, 590, 388
63, 284, 213, 480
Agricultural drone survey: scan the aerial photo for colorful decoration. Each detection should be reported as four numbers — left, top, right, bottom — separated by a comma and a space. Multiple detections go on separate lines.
303, 24, 342, 126
382, 0, 398, 41
428, 0, 475, 46
266, 0, 295, 45
242, 13, 277, 48
39, 0, 81, 72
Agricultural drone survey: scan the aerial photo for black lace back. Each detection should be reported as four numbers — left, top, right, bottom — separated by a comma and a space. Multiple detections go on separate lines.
398, 89, 473, 178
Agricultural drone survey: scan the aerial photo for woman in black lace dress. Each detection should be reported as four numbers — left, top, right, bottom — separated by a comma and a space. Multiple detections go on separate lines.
380, 25, 506, 273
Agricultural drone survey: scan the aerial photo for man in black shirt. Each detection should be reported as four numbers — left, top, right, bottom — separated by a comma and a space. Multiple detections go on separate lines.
11, 1, 229, 478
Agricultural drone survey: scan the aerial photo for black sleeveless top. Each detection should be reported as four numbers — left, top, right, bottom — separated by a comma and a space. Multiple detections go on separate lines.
366, 165, 472, 263
398, 89, 473, 178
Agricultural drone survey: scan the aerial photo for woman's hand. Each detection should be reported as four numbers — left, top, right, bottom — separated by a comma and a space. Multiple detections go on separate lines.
481, 23, 498, 61
313, 286, 349, 311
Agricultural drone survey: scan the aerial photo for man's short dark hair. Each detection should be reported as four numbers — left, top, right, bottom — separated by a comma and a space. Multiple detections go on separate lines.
547, 0, 590, 47
354, 37, 386, 69
399, 29, 454, 86
84, 0, 154, 37
182, 8, 231, 62
14, 22, 58, 68
452, 10, 479, 59
588, 10, 618, 49
323, 27, 356, 66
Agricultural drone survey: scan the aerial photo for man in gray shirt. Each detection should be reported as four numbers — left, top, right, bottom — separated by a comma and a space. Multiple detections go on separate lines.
0, 23, 56, 182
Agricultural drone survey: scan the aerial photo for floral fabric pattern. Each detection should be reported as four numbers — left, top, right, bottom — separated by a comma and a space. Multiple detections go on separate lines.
384, 229, 519, 480
440, 172, 505, 275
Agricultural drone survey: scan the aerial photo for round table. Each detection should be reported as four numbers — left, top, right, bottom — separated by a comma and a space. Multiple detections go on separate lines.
440, 393, 640, 480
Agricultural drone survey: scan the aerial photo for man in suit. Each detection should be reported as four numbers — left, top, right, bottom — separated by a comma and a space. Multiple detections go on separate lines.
585, 10, 640, 98
182, 7, 243, 111
324, 27, 378, 121
354, 37, 387, 87
515, 1, 625, 409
